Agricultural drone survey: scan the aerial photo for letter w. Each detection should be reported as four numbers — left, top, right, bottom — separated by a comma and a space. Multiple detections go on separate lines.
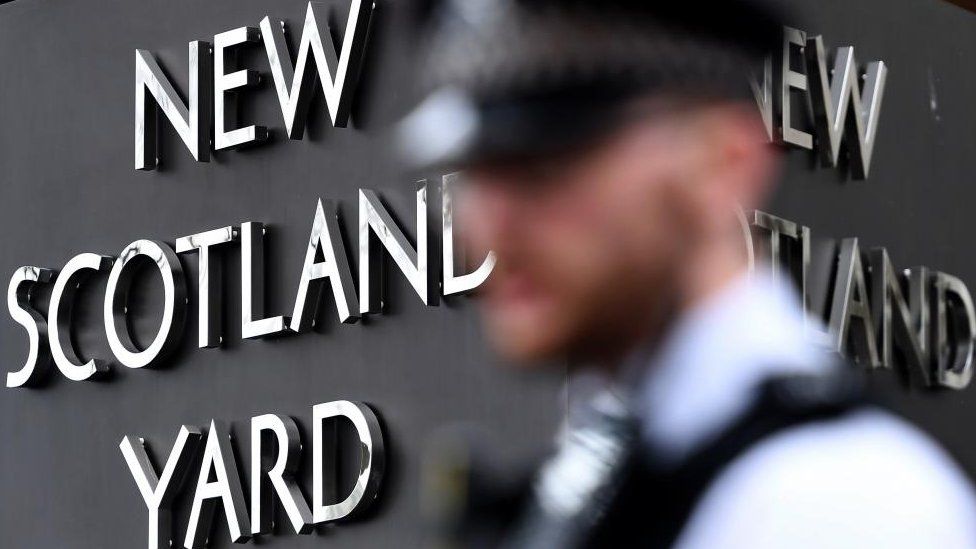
806, 36, 888, 179
260, 1, 374, 139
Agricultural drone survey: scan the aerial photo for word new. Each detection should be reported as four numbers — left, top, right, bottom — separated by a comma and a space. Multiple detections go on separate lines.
751, 26, 887, 179
135, 1, 373, 169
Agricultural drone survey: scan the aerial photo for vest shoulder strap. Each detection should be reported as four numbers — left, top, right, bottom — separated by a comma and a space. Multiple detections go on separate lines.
587, 369, 867, 548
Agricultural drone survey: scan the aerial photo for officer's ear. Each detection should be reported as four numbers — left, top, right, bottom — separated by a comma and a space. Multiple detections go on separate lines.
691, 102, 779, 219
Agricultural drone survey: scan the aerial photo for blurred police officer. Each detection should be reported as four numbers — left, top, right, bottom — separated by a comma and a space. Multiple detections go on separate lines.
400, 1, 976, 547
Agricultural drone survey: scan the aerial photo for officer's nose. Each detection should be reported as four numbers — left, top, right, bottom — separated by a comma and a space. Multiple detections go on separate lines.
457, 174, 527, 262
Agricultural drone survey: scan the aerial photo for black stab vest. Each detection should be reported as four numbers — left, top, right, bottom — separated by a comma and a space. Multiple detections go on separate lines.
488, 370, 867, 549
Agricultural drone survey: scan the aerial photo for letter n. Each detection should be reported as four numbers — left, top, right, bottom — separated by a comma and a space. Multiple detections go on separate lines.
135, 42, 213, 170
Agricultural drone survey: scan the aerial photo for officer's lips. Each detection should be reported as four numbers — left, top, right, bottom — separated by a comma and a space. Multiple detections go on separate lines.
482, 270, 555, 332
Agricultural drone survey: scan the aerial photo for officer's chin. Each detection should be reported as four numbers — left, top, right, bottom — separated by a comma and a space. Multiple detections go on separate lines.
483, 302, 571, 366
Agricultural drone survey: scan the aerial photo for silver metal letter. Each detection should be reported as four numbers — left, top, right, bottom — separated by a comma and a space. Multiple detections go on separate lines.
826, 239, 881, 368
104, 240, 187, 369
312, 401, 385, 523
806, 36, 887, 179
932, 272, 976, 390
49, 253, 114, 381
442, 173, 495, 296
736, 207, 756, 275
120, 426, 203, 549
241, 222, 290, 339
135, 42, 213, 170
259, 0, 374, 138
176, 227, 238, 348
359, 184, 434, 313
868, 249, 930, 385
291, 199, 359, 332
251, 414, 313, 535
214, 27, 267, 150
907, 266, 932, 371
185, 420, 251, 547
781, 27, 813, 150
6, 267, 55, 388
751, 55, 774, 142
750, 211, 811, 318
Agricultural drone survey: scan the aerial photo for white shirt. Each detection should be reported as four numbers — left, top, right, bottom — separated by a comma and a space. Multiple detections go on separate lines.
575, 273, 976, 548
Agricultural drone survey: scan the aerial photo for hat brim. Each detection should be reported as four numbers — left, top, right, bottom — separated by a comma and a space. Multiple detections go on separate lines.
398, 85, 635, 172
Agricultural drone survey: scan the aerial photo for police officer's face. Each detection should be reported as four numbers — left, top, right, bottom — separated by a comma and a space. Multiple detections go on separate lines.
458, 103, 775, 363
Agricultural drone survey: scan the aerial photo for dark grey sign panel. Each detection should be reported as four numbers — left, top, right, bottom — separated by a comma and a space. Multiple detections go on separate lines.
0, 0, 975, 547
0, 1, 561, 547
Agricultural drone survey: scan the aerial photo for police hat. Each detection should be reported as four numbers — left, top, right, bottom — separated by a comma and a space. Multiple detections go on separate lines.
399, 0, 786, 171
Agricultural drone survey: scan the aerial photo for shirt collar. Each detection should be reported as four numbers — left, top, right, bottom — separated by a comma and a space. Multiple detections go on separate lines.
634, 271, 832, 463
